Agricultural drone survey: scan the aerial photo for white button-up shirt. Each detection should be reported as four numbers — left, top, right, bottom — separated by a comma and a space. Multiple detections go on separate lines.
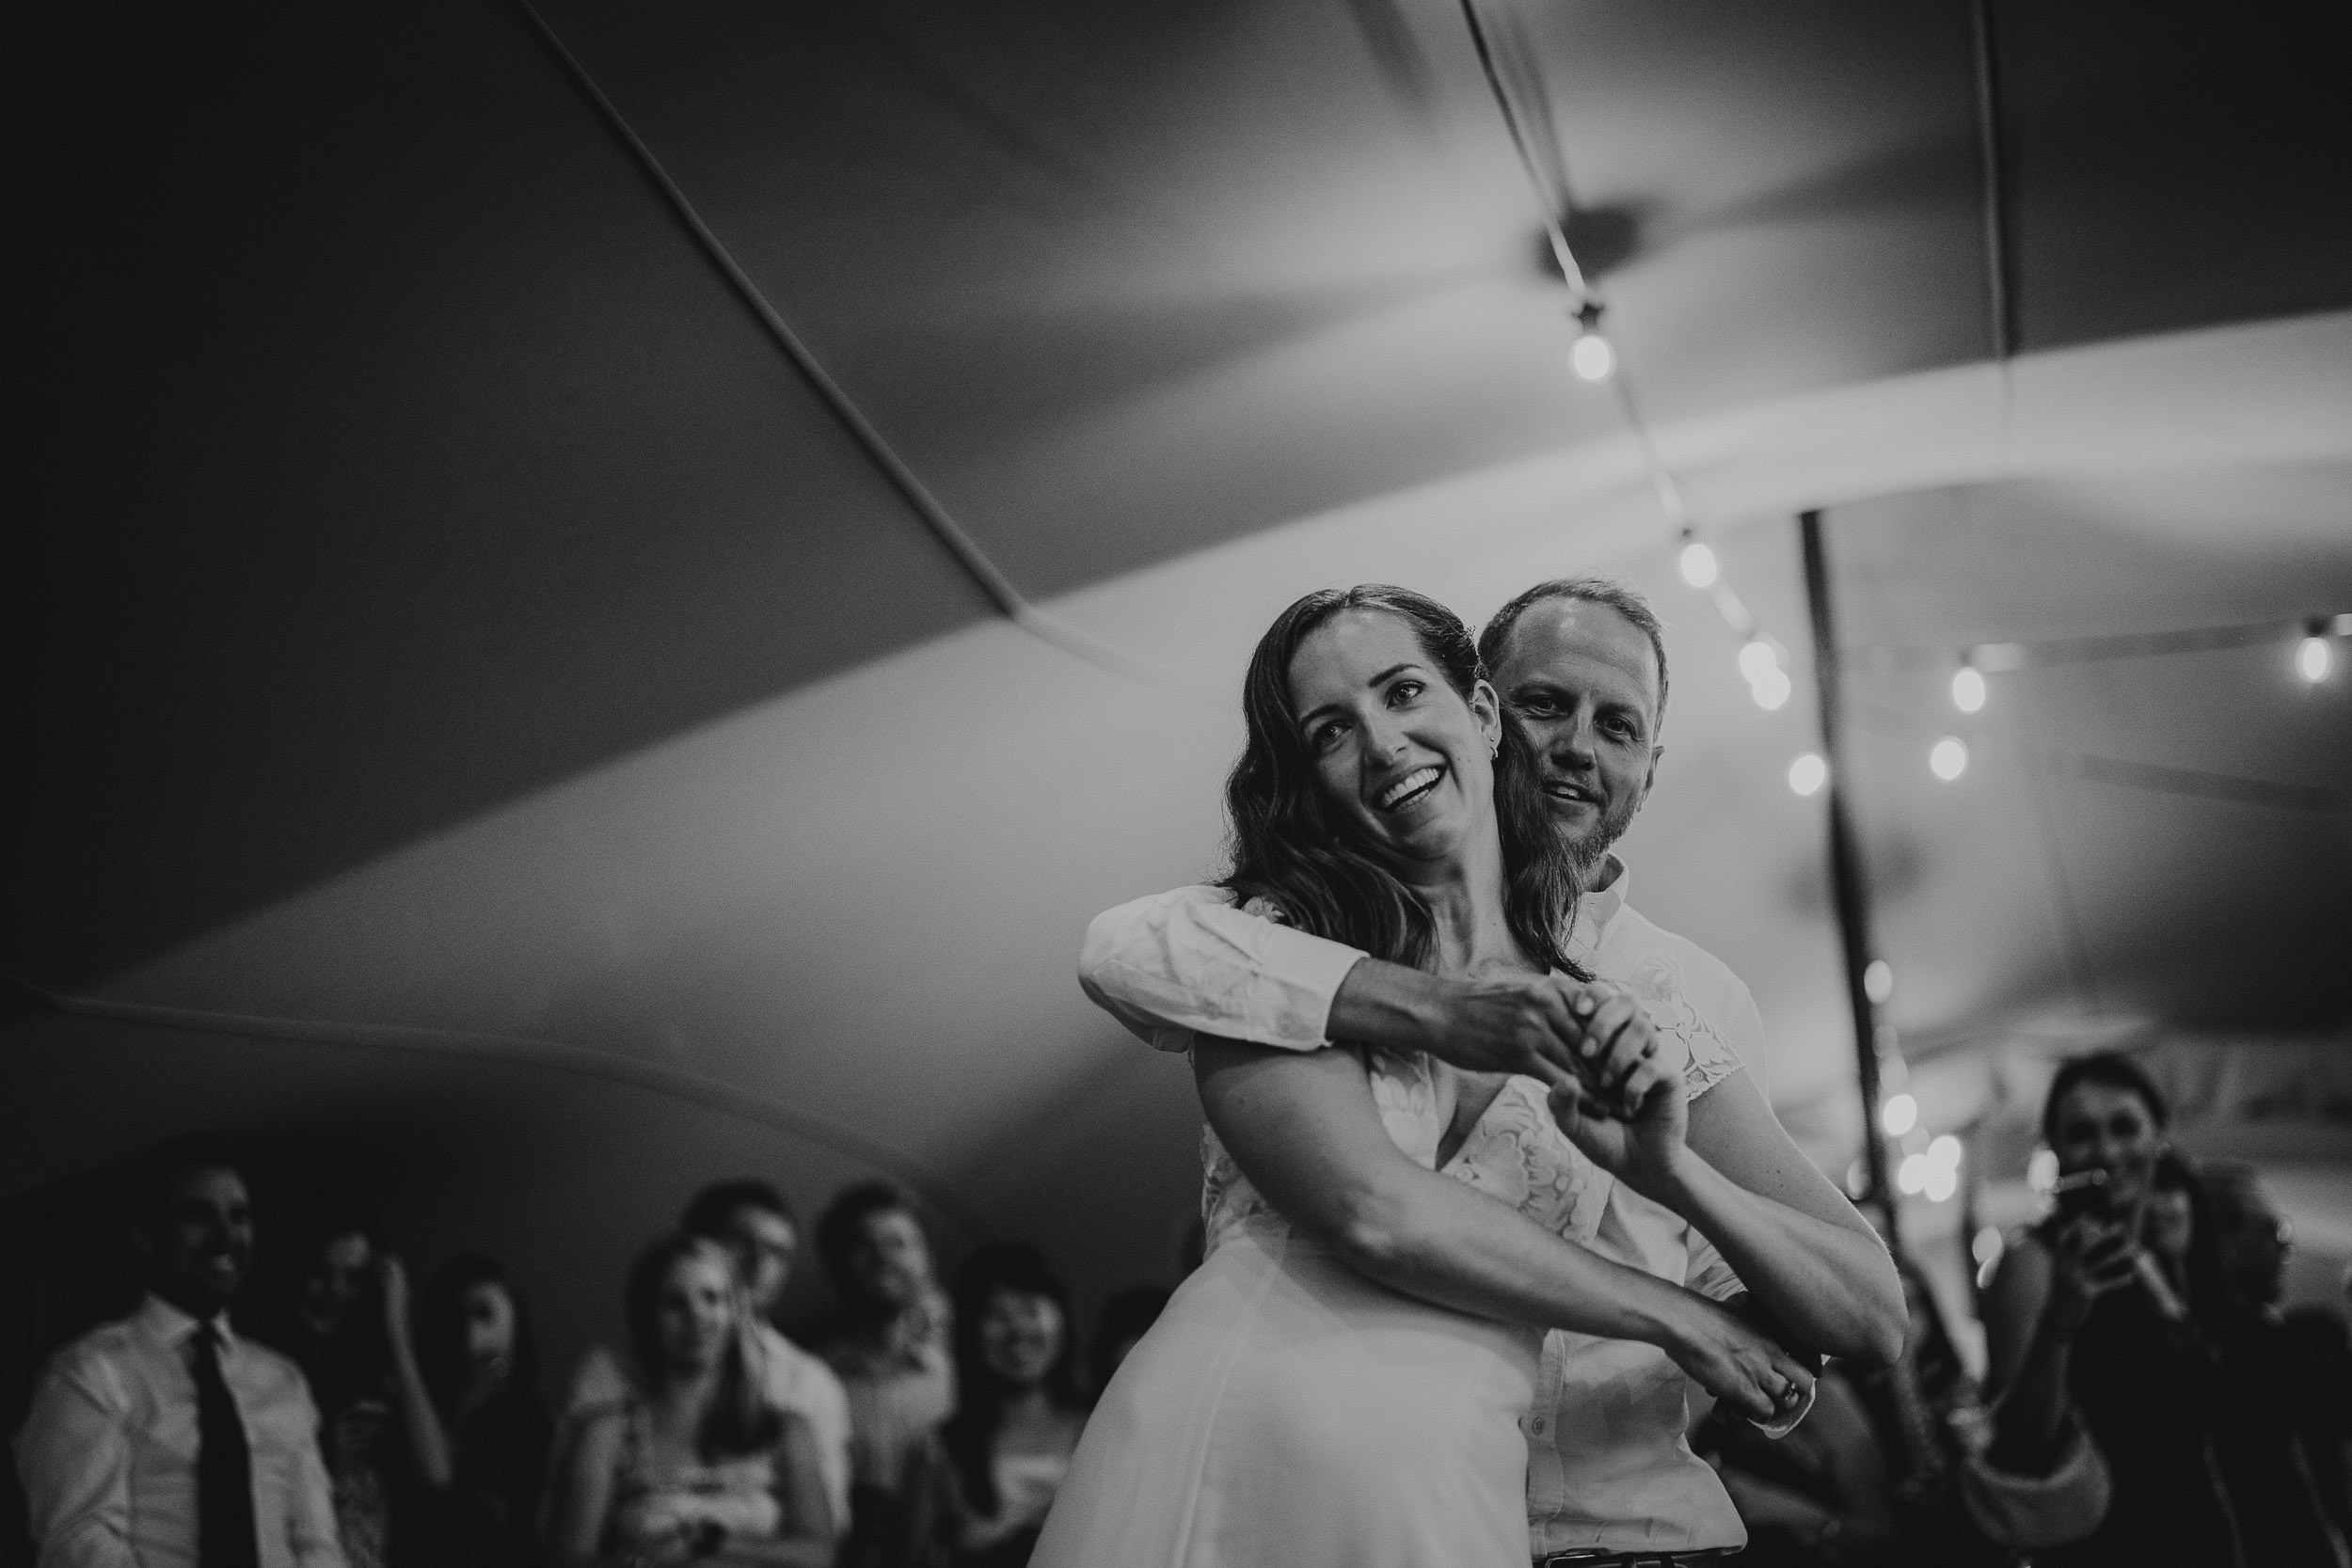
1078, 860, 1777, 1555
14, 1294, 346, 1568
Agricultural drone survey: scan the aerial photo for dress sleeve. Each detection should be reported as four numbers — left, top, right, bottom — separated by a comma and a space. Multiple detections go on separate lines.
1616, 949, 1743, 1101
1078, 885, 1366, 1053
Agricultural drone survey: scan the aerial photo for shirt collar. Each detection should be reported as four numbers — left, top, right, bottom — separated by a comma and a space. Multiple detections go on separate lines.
1581, 854, 1629, 940
135, 1292, 233, 1349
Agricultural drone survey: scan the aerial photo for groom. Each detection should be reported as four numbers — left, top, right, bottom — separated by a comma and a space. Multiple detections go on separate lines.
1082, 577, 1794, 1562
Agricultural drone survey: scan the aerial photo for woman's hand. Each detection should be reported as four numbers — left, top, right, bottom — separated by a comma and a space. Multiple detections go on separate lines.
1564, 981, 1687, 1117
1545, 992, 1691, 1202
1660, 1291, 1818, 1425
2042, 1213, 2141, 1333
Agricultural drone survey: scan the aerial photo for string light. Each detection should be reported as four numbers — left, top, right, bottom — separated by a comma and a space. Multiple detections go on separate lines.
1922, 1134, 1963, 1203
1565, 300, 1616, 383
2298, 629, 2334, 685
1678, 534, 1720, 589
1788, 752, 1828, 796
1951, 663, 1987, 713
1974, 1226, 2005, 1287
1737, 638, 1793, 709
1881, 1092, 1917, 1135
1864, 958, 1895, 1004
1931, 736, 1968, 780
1897, 1152, 1930, 1196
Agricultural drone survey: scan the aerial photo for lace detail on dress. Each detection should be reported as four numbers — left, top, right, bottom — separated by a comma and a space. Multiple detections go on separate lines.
1617, 950, 1742, 1101
1440, 1077, 1613, 1246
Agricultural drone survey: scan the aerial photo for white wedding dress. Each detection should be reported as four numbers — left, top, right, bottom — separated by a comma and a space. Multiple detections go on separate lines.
1031, 1043, 1616, 1568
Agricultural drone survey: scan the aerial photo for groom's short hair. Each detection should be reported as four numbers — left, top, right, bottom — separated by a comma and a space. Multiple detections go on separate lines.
1479, 578, 1670, 732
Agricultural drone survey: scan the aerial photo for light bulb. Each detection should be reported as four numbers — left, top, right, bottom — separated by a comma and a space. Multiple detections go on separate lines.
1897, 1153, 1930, 1196
1738, 640, 1778, 684
1924, 1166, 1959, 1203
1952, 665, 1987, 713
1864, 958, 1894, 1004
1881, 1093, 1917, 1136
1931, 736, 1968, 780
1972, 1227, 2004, 1267
1678, 540, 1720, 588
1570, 331, 1615, 383
1751, 667, 1792, 710
1788, 752, 1828, 797
2026, 1148, 2059, 1196
1928, 1134, 1963, 1170
2298, 634, 2332, 684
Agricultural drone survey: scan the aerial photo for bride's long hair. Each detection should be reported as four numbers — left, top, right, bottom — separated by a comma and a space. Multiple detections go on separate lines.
1219, 584, 1588, 978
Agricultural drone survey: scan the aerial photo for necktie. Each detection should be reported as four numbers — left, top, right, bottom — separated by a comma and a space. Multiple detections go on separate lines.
193, 1323, 262, 1568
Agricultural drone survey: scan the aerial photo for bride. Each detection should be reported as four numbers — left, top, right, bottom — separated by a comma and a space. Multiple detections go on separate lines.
1031, 586, 1821, 1568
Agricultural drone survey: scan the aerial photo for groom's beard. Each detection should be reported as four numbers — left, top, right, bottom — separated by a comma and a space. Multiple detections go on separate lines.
1560, 792, 1640, 882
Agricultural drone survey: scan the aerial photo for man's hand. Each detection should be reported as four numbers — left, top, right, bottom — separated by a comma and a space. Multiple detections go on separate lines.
1342, 965, 1591, 1087
1658, 1291, 1819, 1425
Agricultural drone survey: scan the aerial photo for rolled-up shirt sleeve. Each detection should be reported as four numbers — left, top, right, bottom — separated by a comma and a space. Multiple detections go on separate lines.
1078, 885, 1366, 1053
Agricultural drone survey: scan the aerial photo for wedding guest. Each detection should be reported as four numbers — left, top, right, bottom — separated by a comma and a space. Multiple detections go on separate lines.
278, 1206, 442, 1568
407, 1256, 549, 1567
547, 1232, 832, 1566
898, 1245, 1088, 1568
1983, 1056, 2232, 1567
818, 1183, 955, 1567
2191, 1164, 2350, 1568
563, 1180, 850, 1541
13, 1135, 346, 1567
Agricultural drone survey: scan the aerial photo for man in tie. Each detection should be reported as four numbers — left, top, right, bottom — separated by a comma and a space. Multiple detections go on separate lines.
15, 1136, 346, 1568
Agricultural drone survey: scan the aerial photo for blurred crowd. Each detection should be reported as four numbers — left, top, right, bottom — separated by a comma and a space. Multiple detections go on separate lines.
8, 1144, 1167, 1568
9, 1053, 2349, 1568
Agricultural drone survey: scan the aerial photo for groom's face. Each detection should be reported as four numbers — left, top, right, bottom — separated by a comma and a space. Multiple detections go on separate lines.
1488, 599, 1663, 870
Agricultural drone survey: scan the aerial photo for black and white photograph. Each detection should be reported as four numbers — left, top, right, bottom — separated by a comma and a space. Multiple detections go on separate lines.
7, 2, 2349, 1566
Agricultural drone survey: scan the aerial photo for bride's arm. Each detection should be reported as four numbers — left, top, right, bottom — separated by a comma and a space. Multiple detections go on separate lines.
1653, 1074, 1906, 1367
1194, 1037, 1812, 1422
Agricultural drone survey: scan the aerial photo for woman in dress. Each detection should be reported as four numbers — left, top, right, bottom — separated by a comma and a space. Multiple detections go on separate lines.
407, 1255, 550, 1567
898, 1243, 1089, 1568
279, 1206, 445, 1568
548, 1231, 834, 1566
1982, 1054, 2243, 1568
1031, 585, 1847, 1568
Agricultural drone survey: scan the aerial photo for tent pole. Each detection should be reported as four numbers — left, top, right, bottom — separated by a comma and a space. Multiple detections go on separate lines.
1799, 511, 1899, 1235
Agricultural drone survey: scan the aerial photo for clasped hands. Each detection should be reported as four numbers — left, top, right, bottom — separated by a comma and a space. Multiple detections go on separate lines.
1432, 972, 1690, 1193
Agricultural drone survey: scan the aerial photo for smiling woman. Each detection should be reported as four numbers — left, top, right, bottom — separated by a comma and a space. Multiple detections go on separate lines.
1031, 585, 1820, 1568
1225, 584, 1589, 986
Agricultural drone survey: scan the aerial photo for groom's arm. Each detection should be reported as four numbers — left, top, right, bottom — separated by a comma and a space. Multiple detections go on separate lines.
1079, 884, 1590, 1084
1077, 885, 1367, 1053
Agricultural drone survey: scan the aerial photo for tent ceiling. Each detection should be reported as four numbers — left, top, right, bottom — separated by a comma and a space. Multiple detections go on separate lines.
8, 0, 2351, 1297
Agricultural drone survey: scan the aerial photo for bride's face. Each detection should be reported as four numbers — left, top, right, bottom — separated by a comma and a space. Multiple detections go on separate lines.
1287, 609, 1502, 870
